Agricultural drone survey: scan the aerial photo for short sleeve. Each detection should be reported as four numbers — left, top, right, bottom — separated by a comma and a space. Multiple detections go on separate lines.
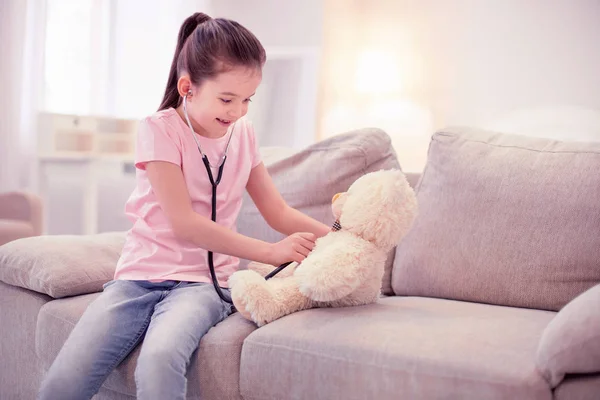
134, 117, 182, 170
246, 120, 262, 169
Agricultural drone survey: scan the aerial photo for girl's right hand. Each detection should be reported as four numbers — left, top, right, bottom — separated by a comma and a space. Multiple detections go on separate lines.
269, 232, 316, 266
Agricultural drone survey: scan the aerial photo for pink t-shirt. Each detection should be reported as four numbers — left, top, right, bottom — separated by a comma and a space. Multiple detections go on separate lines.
114, 108, 261, 287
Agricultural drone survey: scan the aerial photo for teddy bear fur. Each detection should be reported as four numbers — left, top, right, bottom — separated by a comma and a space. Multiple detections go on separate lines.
228, 169, 418, 326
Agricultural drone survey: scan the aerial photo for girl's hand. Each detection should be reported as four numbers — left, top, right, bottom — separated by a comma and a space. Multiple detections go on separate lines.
269, 232, 316, 266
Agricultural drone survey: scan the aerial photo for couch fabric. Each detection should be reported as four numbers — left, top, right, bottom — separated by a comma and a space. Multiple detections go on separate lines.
239, 296, 555, 400
392, 127, 600, 311
536, 283, 600, 387
0, 232, 126, 298
0, 282, 50, 400
553, 374, 600, 400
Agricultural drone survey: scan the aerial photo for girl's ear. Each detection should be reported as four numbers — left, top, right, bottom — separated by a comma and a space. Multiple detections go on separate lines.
177, 75, 193, 98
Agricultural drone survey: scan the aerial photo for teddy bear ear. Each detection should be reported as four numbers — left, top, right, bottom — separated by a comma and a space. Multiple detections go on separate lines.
340, 169, 418, 250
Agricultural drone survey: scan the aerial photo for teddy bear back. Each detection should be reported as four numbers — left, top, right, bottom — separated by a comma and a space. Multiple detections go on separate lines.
339, 169, 418, 252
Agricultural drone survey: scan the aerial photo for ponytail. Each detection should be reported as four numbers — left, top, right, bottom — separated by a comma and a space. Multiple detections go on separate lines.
158, 13, 212, 111
157, 12, 266, 111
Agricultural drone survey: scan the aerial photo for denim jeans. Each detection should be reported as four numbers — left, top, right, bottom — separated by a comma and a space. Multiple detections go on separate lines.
37, 279, 233, 400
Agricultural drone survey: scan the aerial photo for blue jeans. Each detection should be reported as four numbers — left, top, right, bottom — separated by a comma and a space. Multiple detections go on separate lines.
37, 280, 233, 400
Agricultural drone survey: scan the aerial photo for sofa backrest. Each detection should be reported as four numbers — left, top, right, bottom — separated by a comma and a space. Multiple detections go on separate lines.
237, 128, 403, 294
392, 127, 600, 311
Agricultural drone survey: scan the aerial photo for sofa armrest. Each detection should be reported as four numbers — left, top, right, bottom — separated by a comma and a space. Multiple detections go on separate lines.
0, 231, 125, 298
536, 283, 600, 387
0, 191, 43, 235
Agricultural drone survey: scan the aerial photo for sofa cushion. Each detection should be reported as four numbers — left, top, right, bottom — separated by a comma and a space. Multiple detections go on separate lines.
0, 232, 125, 298
392, 127, 600, 311
238, 129, 402, 295
0, 282, 51, 400
554, 374, 600, 400
239, 296, 555, 400
536, 283, 600, 387
36, 295, 256, 399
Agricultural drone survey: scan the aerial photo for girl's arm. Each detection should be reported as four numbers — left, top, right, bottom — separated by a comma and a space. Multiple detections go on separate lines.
246, 163, 331, 238
146, 161, 314, 265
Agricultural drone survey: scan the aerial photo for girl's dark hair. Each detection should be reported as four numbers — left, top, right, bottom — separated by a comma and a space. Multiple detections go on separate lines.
158, 12, 266, 111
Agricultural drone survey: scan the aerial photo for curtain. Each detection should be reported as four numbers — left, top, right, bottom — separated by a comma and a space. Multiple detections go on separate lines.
0, 0, 46, 192
0, 0, 28, 191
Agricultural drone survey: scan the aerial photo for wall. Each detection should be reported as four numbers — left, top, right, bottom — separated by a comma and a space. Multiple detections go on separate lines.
112, 0, 212, 118
423, 0, 600, 135
318, 0, 600, 172
212, 0, 324, 148
210, 0, 323, 48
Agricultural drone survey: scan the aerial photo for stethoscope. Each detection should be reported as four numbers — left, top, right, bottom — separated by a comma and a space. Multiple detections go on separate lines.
183, 92, 292, 306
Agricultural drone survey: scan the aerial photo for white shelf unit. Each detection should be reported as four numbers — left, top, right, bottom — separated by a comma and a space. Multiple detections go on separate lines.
37, 112, 138, 161
36, 113, 139, 235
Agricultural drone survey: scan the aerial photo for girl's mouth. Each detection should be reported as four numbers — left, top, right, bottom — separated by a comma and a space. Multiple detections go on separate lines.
216, 118, 232, 126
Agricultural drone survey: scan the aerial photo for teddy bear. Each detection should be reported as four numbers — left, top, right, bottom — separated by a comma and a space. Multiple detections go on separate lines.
228, 169, 418, 326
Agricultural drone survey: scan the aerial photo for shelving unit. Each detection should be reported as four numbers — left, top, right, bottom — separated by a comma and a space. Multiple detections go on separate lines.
37, 112, 138, 161
35, 112, 139, 235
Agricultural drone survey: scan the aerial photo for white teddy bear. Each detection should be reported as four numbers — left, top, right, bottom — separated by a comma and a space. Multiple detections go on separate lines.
228, 169, 418, 326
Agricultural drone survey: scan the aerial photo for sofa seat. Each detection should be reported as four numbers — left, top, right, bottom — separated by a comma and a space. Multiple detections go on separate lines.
239, 296, 556, 400
554, 374, 600, 400
35, 292, 258, 399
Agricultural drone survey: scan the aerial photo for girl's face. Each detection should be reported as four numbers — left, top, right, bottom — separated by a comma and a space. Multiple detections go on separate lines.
180, 66, 262, 138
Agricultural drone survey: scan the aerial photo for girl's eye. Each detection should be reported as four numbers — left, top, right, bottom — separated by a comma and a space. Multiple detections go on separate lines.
220, 98, 232, 104
243, 98, 252, 103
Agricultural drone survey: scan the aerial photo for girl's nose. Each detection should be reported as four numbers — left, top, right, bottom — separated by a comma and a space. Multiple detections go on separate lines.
228, 105, 243, 119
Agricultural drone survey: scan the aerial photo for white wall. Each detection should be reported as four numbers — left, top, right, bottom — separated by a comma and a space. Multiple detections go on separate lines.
418, 0, 600, 138
210, 0, 323, 48
112, 0, 213, 118
211, 0, 324, 148
319, 0, 600, 172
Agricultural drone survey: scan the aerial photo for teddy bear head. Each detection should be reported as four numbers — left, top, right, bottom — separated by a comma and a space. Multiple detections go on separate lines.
331, 169, 417, 251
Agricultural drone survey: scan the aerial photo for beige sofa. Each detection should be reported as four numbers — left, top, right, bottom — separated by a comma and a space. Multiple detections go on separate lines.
1, 128, 599, 400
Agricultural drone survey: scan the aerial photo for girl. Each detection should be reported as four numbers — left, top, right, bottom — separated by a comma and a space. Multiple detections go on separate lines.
38, 12, 330, 400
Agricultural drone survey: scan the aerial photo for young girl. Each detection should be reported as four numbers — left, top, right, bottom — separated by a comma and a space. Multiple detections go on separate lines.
38, 12, 330, 400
